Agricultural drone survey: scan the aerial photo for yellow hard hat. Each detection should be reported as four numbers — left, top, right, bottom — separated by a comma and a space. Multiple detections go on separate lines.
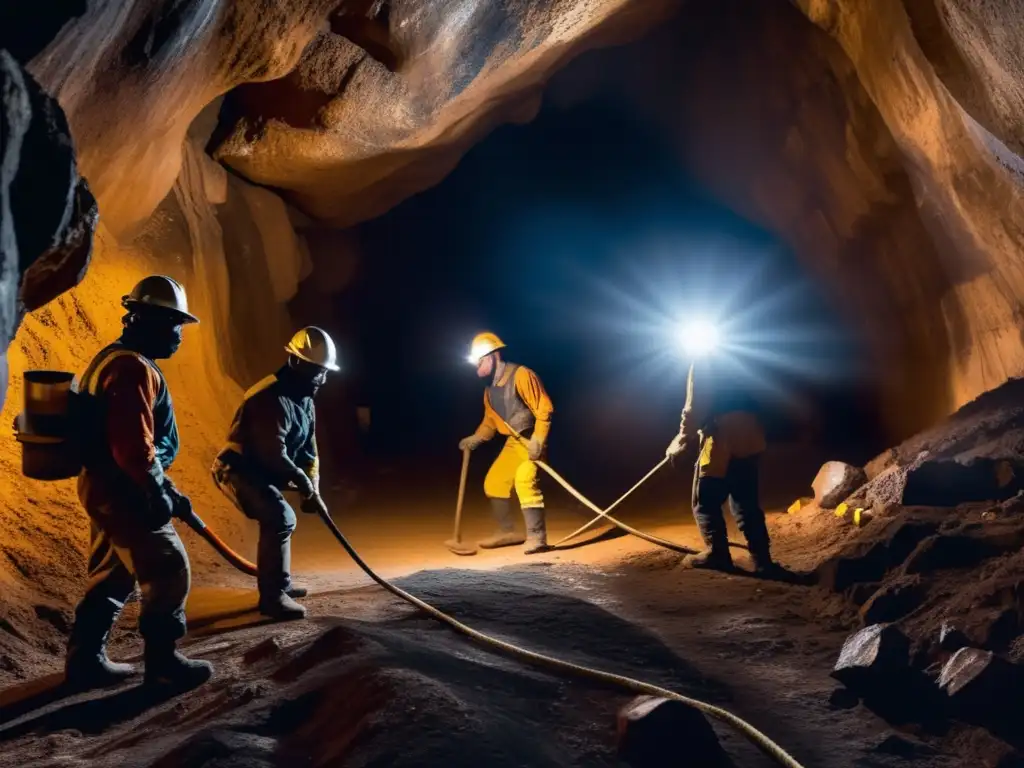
467, 332, 506, 365
285, 326, 341, 371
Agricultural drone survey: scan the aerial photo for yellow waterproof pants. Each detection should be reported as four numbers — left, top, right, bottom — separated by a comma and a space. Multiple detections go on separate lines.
484, 437, 543, 509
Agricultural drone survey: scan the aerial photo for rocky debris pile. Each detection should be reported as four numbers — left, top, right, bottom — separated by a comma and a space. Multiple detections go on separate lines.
809, 379, 1024, 762
831, 624, 1024, 757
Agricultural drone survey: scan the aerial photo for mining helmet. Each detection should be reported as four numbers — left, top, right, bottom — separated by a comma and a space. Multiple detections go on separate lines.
467, 332, 506, 365
121, 275, 199, 324
285, 326, 341, 371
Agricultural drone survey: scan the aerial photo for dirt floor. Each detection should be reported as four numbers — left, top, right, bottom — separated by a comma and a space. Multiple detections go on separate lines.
0, 496, 962, 768
9, 373, 1024, 767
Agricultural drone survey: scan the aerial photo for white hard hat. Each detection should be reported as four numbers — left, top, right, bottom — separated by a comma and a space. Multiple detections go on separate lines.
122, 275, 199, 324
285, 326, 340, 371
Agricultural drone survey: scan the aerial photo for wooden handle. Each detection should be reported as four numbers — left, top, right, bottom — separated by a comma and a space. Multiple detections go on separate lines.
453, 448, 471, 539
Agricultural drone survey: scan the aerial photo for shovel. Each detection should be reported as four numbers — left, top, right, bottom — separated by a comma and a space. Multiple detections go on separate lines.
444, 448, 478, 556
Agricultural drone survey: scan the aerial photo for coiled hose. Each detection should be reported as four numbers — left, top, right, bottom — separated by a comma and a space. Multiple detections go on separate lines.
314, 507, 806, 768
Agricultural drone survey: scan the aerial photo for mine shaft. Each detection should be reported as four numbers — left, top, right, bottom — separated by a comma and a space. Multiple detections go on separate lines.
3, 1, 1024, 766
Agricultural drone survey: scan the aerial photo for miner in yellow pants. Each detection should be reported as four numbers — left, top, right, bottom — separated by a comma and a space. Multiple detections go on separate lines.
459, 332, 553, 554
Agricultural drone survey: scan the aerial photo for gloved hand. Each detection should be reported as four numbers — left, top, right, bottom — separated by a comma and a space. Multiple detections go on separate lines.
458, 434, 485, 452
143, 480, 176, 528
665, 433, 687, 462
526, 438, 544, 461
300, 491, 329, 517
164, 481, 194, 520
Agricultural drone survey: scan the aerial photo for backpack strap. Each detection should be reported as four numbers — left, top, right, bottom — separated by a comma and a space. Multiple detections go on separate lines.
80, 348, 147, 396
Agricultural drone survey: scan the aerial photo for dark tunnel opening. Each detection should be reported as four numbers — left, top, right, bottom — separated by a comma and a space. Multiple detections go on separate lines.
340, 63, 889, 504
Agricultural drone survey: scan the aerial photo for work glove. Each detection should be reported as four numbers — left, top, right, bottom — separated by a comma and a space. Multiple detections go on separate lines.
526, 438, 544, 461
164, 480, 194, 521
458, 434, 486, 452
142, 477, 176, 528
665, 433, 687, 463
300, 491, 329, 517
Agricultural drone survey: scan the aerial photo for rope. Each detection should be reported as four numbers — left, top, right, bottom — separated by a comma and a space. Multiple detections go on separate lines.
314, 508, 806, 768
496, 420, 700, 553
551, 457, 669, 546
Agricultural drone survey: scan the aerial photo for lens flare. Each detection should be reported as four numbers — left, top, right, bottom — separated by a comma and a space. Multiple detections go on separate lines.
677, 318, 720, 357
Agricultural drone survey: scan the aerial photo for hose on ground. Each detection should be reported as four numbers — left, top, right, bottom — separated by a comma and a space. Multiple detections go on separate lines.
178, 508, 258, 577
314, 507, 806, 768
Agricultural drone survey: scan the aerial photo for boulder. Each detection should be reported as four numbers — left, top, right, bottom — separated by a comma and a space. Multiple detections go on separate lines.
858, 576, 924, 625
812, 462, 867, 509
831, 624, 910, 695
616, 695, 731, 768
938, 648, 1021, 716
939, 622, 969, 653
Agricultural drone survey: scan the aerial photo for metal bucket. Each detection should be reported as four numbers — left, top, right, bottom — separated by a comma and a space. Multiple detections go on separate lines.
16, 371, 81, 480
23, 370, 75, 436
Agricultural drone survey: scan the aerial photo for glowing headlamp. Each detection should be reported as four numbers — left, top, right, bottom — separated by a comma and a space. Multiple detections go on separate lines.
677, 317, 720, 357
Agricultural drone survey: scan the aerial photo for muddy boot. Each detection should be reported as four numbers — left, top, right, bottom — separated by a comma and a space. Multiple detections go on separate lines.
65, 627, 137, 690
522, 507, 550, 555
258, 592, 307, 621
478, 498, 526, 549
286, 585, 308, 598
143, 642, 213, 690
682, 548, 734, 570
750, 544, 780, 576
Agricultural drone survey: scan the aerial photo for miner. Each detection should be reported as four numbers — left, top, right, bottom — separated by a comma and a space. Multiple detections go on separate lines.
459, 332, 554, 554
211, 327, 337, 621
666, 357, 777, 573
65, 276, 211, 691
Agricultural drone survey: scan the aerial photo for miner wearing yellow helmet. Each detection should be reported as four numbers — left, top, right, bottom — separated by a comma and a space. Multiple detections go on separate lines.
460, 332, 554, 554
212, 326, 339, 621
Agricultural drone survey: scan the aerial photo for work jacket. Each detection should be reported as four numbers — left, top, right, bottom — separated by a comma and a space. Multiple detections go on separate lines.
679, 360, 766, 467
217, 365, 319, 495
77, 342, 179, 505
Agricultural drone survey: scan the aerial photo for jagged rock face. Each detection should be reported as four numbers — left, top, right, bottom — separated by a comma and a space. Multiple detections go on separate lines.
210, 0, 678, 225
0, 50, 97, 411
791, 0, 1024, 427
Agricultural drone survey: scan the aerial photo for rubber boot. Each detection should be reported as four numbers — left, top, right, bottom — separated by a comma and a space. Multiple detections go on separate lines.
522, 507, 550, 555
65, 627, 137, 690
682, 523, 733, 571
478, 498, 525, 549
750, 543, 779, 576
682, 547, 734, 570
143, 641, 213, 690
286, 585, 308, 598
258, 591, 307, 621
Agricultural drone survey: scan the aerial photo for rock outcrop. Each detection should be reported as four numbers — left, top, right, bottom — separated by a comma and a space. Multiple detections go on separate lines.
1, 50, 97, 412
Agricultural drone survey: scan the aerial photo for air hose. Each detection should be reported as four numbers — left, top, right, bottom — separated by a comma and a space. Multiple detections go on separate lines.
314, 507, 806, 768
178, 508, 258, 577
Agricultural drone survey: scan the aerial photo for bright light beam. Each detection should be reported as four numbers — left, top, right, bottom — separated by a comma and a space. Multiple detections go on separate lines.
678, 317, 721, 358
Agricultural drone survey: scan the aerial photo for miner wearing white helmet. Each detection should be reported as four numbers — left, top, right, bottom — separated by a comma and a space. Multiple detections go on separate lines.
212, 326, 339, 620
66, 275, 211, 692
460, 331, 554, 555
